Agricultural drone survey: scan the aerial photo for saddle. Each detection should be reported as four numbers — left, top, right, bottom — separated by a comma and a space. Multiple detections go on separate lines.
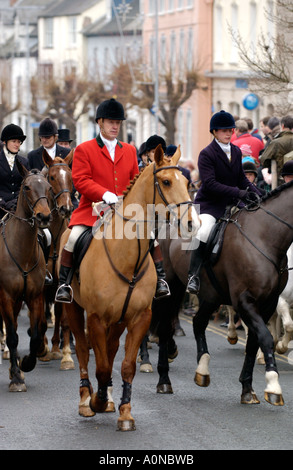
73, 227, 93, 268
205, 205, 234, 266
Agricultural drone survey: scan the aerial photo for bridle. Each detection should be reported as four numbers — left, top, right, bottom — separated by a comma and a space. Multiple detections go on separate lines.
46, 162, 72, 211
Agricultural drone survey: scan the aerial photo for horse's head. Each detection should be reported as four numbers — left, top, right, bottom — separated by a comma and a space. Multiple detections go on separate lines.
16, 158, 52, 228
42, 149, 74, 219
153, 144, 201, 238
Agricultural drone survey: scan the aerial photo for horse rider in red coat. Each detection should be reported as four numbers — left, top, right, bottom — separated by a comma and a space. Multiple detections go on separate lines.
55, 98, 140, 302
186, 110, 262, 295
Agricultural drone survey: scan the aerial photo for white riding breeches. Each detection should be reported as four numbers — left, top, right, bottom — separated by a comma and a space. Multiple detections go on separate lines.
65, 225, 89, 252
196, 214, 216, 244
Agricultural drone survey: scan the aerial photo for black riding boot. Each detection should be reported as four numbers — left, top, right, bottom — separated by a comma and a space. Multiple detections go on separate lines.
186, 241, 206, 295
38, 231, 53, 286
55, 249, 74, 303
155, 261, 171, 299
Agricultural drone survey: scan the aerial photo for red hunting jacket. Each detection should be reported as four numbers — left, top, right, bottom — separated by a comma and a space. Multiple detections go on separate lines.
69, 134, 139, 227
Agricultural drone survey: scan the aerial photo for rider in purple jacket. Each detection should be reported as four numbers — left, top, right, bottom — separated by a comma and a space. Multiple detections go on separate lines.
186, 110, 262, 294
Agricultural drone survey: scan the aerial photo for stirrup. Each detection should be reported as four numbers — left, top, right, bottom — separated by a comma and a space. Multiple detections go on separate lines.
154, 279, 171, 299
45, 269, 53, 286
55, 284, 73, 303
186, 275, 200, 295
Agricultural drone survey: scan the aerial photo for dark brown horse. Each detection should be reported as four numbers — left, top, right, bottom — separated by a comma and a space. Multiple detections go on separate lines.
60, 145, 200, 430
0, 160, 52, 391
152, 183, 293, 406
40, 150, 75, 370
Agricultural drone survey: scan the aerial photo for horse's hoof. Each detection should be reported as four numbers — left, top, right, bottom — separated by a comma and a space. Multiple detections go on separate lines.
168, 348, 178, 363
89, 393, 108, 413
275, 342, 287, 355
117, 419, 136, 431
174, 327, 185, 337
79, 404, 96, 417
241, 392, 260, 404
140, 363, 153, 373
51, 351, 63, 360
60, 360, 75, 371
9, 382, 27, 392
227, 336, 238, 345
194, 372, 210, 387
156, 383, 173, 394
264, 392, 284, 406
105, 401, 116, 412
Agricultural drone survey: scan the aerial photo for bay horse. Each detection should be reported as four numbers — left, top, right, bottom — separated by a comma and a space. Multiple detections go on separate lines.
40, 150, 75, 370
154, 183, 293, 406
0, 160, 52, 391
60, 145, 200, 430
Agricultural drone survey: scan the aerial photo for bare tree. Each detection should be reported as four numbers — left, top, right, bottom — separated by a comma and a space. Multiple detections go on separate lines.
229, 0, 293, 114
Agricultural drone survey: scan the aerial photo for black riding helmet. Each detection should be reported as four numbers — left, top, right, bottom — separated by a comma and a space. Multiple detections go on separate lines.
210, 110, 236, 133
1, 124, 26, 143
95, 98, 125, 122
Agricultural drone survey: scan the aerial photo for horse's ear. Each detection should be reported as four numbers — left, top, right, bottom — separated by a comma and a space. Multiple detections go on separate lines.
154, 144, 164, 166
16, 156, 29, 179
42, 148, 53, 167
171, 145, 181, 165
64, 148, 74, 166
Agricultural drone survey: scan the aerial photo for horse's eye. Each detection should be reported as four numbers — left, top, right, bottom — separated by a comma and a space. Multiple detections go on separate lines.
162, 180, 170, 186
24, 185, 30, 191
50, 176, 55, 181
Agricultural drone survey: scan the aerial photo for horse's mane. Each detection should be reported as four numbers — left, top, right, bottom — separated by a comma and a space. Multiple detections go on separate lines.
260, 179, 293, 203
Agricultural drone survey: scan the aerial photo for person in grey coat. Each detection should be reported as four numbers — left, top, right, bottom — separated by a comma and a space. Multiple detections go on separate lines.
186, 110, 262, 294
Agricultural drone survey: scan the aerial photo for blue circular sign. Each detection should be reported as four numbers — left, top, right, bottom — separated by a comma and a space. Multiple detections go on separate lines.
242, 93, 259, 110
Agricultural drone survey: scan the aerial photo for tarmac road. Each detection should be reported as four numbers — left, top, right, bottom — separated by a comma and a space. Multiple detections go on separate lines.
1, 306, 293, 452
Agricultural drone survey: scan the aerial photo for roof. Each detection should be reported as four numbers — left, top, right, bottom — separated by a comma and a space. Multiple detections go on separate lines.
41, 0, 102, 17
83, 0, 141, 37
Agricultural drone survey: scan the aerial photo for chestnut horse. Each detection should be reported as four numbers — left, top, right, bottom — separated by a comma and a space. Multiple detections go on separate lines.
60, 145, 200, 430
40, 150, 75, 370
0, 160, 52, 391
154, 183, 293, 406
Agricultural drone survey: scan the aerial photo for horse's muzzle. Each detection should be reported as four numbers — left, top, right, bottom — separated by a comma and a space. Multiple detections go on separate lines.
35, 212, 52, 228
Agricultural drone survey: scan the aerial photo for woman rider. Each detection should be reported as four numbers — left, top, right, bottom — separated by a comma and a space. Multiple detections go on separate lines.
186, 110, 262, 294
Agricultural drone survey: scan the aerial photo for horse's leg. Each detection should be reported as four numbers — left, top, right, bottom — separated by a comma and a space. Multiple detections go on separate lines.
238, 291, 284, 406
276, 298, 293, 353
60, 308, 75, 371
2, 302, 26, 392
64, 301, 94, 417
117, 308, 152, 431
226, 306, 238, 345
139, 334, 153, 373
193, 300, 219, 387
50, 302, 62, 359
87, 314, 112, 414
21, 294, 48, 373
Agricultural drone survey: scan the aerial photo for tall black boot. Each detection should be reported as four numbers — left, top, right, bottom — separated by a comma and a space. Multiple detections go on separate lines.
38, 231, 53, 286
186, 241, 206, 294
55, 249, 74, 303
155, 261, 171, 299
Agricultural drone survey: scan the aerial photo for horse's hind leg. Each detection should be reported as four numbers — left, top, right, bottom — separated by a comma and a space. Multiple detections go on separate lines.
238, 291, 284, 406
193, 300, 219, 387
21, 294, 47, 373
138, 334, 153, 373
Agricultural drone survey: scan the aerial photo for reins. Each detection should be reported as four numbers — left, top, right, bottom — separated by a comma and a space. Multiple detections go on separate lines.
231, 198, 293, 274
101, 162, 193, 324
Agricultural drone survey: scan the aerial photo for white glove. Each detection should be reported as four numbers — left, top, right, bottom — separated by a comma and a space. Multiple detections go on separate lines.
102, 191, 119, 204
